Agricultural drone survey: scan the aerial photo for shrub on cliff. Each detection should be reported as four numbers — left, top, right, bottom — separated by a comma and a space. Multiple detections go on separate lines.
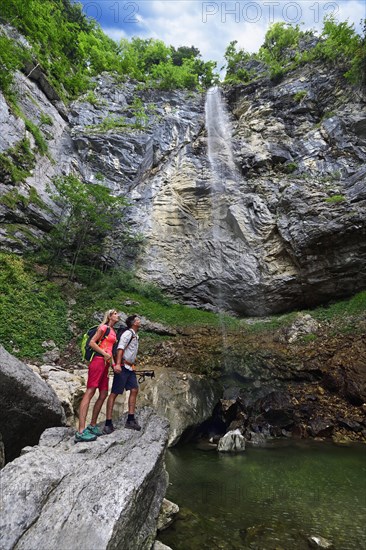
39, 175, 131, 280
0, 0, 218, 99
224, 17, 365, 86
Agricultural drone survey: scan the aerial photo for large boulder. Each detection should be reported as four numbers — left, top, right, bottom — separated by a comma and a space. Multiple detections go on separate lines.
0, 345, 66, 462
0, 408, 169, 550
136, 369, 222, 446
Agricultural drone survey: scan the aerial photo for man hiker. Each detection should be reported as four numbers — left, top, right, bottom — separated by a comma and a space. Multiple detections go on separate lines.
103, 314, 141, 433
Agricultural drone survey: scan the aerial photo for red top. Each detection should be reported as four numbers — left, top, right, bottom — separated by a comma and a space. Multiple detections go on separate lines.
98, 324, 116, 355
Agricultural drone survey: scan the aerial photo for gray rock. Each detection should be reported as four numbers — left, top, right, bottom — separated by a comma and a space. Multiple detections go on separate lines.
309, 418, 334, 437
308, 535, 334, 548
0, 408, 169, 550
285, 313, 320, 343
42, 347, 61, 364
137, 369, 222, 446
152, 542, 173, 550
157, 498, 179, 531
0, 345, 66, 462
0, 432, 5, 469
217, 429, 246, 452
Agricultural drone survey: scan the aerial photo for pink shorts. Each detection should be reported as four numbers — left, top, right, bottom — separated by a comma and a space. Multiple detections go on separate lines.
87, 356, 109, 391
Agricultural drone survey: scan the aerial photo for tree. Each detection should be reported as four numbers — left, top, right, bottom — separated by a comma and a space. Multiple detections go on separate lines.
42, 175, 130, 280
171, 45, 200, 66
223, 41, 253, 84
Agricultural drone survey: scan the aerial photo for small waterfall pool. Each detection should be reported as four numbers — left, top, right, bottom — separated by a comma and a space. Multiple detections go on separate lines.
159, 441, 366, 549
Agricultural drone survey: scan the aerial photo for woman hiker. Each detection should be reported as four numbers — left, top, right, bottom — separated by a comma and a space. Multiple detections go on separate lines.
75, 309, 120, 443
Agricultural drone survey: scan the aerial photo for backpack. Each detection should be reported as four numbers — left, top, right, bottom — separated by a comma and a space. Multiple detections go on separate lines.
81, 325, 111, 362
112, 326, 134, 359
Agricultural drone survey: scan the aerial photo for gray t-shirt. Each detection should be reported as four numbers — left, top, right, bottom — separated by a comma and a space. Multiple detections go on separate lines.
117, 329, 139, 370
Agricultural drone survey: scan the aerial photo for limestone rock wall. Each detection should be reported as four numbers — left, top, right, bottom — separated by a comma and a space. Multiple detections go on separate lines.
1, 32, 365, 314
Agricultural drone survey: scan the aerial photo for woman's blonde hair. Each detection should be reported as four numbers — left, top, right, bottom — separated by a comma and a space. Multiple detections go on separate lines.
102, 309, 118, 325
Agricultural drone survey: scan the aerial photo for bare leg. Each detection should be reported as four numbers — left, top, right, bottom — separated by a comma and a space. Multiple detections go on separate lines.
78, 387, 96, 432
90, 389, 108, 425
106, 392, 118, 420
128, 388, 139, 414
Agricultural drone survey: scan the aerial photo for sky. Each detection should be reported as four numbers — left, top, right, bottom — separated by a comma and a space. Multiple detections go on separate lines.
78, 0, 366, 69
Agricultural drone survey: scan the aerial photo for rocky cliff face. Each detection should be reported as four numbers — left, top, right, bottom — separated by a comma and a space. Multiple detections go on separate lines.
1, 32, 365, 314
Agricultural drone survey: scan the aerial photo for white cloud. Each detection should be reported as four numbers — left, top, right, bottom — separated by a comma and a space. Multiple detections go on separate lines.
104, 27, 128, 42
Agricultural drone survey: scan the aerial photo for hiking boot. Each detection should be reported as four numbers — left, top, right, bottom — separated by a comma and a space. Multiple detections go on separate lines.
74, 429, 97, 443
86, 424, 103, 437
125, 418, 141, 431
103, 423, 115, 435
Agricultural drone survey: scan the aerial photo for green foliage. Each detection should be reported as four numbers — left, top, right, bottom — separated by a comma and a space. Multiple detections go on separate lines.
0, 0, 120, 100
41, 175, 130, 280
0, 253, 69, 358
149, 58, 199, 90
1, 0, 218, 100
87, 116, 130, 133
294, 90, 307, 102
311, 291, 366, 321
172, 45, 200, 66
0, 186, 47, 210
316, 17, 366, 85
315, 17, 361, 63
24, 117, 48, 154
74, 269, 238, 331
39, 113, 53, 126
223, 41, 254, 84
130, 97, 149, 128
258, 22, 307, 81
0, 138, 35, 184
223, 18, 365, 86
0, 33, 31, 99
84, 90, 100, 106
325, 194, 346, 203
260, 22, 303, 63
118, 37, 218, 89
283, 162, 298, 174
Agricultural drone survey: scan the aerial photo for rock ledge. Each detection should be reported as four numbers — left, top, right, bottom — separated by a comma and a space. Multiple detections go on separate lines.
0, 408, 169, 550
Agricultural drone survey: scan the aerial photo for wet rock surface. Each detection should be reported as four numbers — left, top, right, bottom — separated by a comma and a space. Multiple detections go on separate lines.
0, 408, 169, 550
135, 313, 366, 445
137, 368, 222, 446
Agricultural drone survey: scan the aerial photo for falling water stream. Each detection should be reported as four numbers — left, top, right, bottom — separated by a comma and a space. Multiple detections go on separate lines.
204, 86, 240, 351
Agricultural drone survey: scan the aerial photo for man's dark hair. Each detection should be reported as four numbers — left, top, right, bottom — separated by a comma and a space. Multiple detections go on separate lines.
126, 314, 139, 328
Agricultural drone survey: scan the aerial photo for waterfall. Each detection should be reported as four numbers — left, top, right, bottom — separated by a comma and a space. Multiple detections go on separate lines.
205, 86, 237, 179
204, 86, 237, 323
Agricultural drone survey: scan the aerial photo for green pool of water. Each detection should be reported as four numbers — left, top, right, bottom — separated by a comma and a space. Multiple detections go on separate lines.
159, 441, 366, 550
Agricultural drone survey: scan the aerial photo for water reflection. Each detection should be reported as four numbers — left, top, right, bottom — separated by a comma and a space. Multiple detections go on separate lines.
160, 441, 366, 550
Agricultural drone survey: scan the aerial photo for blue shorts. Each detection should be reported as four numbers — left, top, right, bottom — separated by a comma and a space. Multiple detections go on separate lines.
111, 366, 139, 395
